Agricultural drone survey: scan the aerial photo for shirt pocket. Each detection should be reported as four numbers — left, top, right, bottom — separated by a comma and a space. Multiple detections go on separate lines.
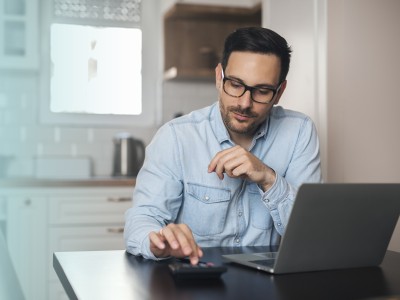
182, 182, 231, 236
247, 183, 273, 230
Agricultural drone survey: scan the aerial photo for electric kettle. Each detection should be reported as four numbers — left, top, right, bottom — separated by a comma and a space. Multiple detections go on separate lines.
112, 132, 145, 177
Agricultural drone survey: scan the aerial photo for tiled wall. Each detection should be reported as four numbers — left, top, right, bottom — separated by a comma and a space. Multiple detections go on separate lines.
0, 72, 217, 178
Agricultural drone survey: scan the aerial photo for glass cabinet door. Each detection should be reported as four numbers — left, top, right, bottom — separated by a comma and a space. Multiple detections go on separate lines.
0, 0, 39, 69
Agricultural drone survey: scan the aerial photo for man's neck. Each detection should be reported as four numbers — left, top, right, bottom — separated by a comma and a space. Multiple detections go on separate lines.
230, 132, 253, 150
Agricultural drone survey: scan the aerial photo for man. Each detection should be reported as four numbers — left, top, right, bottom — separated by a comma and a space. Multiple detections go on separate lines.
124, 27, 322, 265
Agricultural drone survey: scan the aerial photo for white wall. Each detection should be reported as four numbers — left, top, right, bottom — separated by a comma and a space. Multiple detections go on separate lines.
263, 0, 400, 252
327, 0, 400, 252
327, 0, 400, 183
262, 0, 328, 180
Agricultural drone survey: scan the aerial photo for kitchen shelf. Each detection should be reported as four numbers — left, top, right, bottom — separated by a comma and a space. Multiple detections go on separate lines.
164, 3, 261, 81
164, 66, 216, 81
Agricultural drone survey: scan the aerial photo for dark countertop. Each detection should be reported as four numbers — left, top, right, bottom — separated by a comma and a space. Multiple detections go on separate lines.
53, 247, 400, 300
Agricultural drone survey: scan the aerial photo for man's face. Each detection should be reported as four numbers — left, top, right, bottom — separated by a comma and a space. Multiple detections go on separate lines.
216, 51, 286, 139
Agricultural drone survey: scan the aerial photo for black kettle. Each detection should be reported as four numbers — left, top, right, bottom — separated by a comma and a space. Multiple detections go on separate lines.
112, 133, 145, 177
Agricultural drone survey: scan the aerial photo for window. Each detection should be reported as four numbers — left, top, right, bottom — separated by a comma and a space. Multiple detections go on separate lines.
50, 24, 142, 115
40, 0, 161, 126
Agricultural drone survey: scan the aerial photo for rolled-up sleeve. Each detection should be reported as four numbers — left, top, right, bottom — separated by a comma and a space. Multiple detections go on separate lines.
261, 117, 322, 235
124, 123, 183, 259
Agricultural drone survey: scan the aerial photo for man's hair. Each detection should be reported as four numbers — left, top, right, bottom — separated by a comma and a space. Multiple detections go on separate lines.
221, 27, 292, 83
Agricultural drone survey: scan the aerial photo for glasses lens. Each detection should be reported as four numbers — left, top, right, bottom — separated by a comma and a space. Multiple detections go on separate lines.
224, 79, 245, 97
252, 88, 274, 103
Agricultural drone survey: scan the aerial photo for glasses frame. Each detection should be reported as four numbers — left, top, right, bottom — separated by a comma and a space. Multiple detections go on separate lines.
221, 70, 282, 104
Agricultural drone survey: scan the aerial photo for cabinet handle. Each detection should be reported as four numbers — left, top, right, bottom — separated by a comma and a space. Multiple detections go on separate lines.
107, 197, 131, 203
107, 227, 124, 233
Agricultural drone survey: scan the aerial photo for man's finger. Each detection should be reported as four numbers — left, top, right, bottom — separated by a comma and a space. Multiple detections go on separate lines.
208, 146, 239, 172
149, 231, 165, 250
160, 226, 180, 250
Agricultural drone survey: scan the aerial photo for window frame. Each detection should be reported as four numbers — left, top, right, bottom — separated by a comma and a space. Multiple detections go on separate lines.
39, 0, 162, 127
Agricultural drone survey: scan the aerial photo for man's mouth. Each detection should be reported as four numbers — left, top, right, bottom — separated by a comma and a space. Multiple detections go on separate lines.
231, 109, 256, 122
233, 112, 251, 121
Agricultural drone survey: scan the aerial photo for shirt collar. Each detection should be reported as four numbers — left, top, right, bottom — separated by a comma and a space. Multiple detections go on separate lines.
211, 102, 231, 144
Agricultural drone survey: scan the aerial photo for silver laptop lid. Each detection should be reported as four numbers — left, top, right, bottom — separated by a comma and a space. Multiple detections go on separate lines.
273, 183, 400, 273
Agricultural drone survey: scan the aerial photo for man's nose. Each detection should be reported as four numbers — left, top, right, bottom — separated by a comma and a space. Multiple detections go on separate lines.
238, 90, 253, 108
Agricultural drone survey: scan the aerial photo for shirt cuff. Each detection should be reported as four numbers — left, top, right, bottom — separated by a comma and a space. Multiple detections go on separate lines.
261, 172, 290, 209
140, 228, 172, 261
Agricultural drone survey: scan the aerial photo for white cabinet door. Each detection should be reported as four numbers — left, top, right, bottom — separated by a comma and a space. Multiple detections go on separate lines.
0, 196, 6, 235
7, 196, 47, 300
47, 186, 133, 300
48, 225, 125, 281
48, 194, 132, 225
48, 280, 70, 300
3, 184, 134, 300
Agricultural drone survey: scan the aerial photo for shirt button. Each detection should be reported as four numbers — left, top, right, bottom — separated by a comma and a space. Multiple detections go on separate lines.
238, 212, 242, 217
235, 238, 240, 244
204, 196, 209, 201
266, 199, 270, 202
277, 223, 282, 226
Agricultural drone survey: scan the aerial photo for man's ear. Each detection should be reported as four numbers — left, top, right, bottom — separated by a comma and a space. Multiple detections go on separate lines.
273, 80, 287, 106
215, 63, 223, 89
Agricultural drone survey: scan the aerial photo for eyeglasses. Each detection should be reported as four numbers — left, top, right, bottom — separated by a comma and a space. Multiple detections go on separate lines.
222, 71, 282, 104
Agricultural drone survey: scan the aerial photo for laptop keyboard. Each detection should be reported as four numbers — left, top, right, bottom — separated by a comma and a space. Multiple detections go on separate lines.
254, 252, 278, 259
248, 252, 278, 268
249, 259, 275, 267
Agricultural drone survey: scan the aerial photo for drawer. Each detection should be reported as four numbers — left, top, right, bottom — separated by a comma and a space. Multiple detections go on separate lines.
48, 195, 133, 225
48, 225, 125, 280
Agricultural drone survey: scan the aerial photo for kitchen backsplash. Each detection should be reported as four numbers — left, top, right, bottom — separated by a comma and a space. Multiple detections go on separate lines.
0, 72, 216, 178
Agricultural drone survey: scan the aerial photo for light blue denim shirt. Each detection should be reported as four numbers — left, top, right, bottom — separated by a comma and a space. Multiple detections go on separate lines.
124, 102, 322, 259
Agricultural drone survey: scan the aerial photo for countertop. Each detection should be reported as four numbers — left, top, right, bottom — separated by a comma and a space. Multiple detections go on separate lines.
0, 177, 136, 188
53, 248, 400, 300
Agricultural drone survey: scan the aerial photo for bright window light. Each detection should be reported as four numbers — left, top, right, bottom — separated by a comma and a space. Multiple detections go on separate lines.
50, 24, 142, 115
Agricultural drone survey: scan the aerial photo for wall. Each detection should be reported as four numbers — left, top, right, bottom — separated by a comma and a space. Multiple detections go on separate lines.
262, 0, 328, 179
263, 0, 400, 252
327, 0, 400, 251
327, 0, 400, 183
0, 71, 158, 178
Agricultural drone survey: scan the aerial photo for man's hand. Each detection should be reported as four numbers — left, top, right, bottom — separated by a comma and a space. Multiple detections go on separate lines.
149, 223, 203, 265
208, 145, 276, 191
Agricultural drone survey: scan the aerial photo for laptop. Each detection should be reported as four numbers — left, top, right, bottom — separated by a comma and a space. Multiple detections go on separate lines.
222, 183, 400, 274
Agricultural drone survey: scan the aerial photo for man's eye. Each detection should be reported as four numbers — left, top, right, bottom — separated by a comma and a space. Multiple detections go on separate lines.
256, 88, 273, 95
230, 81, 243, 89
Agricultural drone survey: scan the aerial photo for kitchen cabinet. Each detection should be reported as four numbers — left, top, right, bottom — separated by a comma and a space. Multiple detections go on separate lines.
6, 195, 47, 300
0, 0, 39, 69
1, 179, 135, 300
0, 196, 5, 235
164, 3, 261, 80
47, 191, 133, 300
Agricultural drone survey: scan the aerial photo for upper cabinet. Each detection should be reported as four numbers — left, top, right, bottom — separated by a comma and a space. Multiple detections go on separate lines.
164, 3, 261, 80
0, 0, 39, 70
